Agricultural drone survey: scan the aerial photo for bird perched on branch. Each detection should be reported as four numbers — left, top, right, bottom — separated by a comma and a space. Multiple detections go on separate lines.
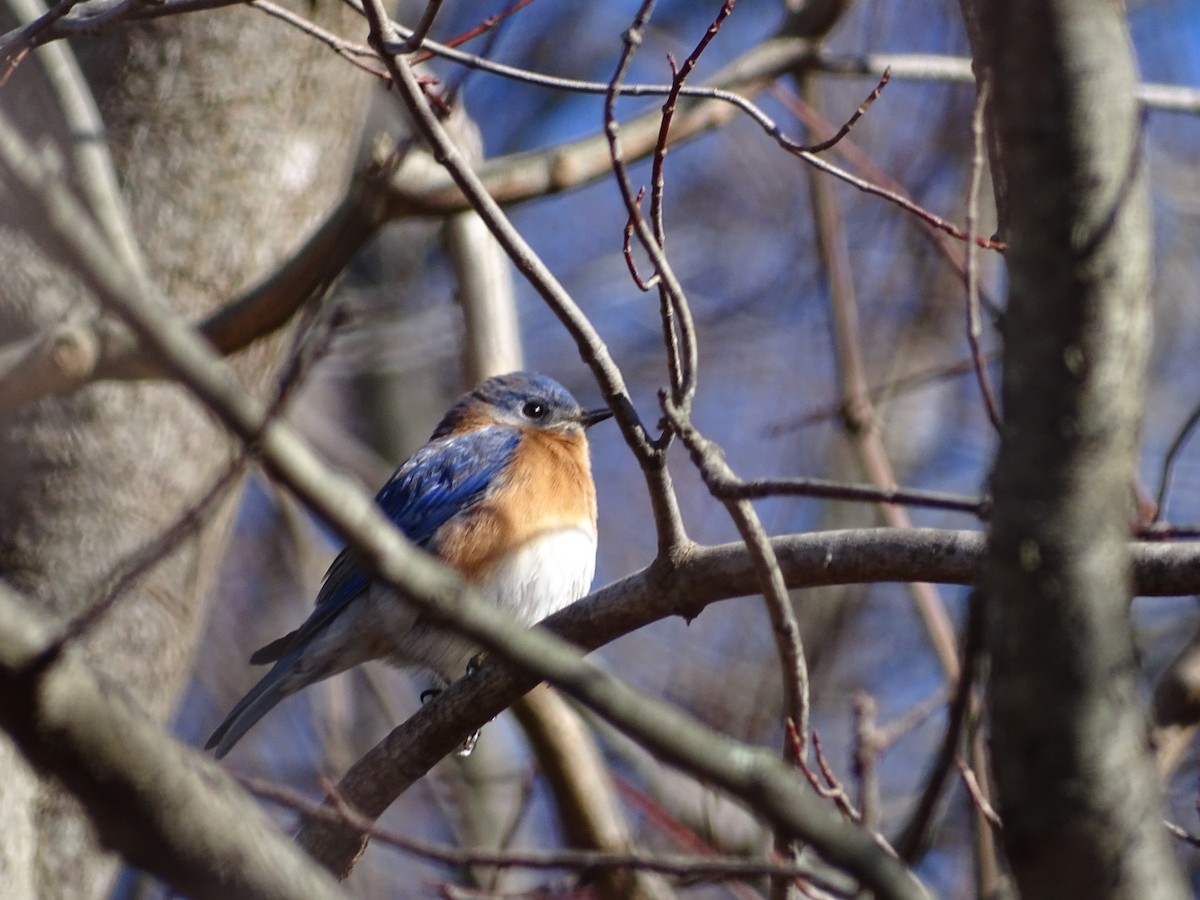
206, 371, 611, 758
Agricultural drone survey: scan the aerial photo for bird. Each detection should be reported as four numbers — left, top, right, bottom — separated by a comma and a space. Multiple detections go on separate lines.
205, 371, 612, 759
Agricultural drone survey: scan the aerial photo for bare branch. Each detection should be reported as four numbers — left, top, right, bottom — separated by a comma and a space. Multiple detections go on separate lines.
0, 583, 352, 900
964, 78, 1002, 429
290, 522, 1200, 876
966, 1, 1188, 894
0, 74, 931, 900
244, 772, 864, 885
799, 71, 962, 683
662, 395, 813, 754
712, 477, 985, 517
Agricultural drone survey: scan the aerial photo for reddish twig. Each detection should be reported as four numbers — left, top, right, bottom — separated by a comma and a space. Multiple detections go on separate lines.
809, 728, 862, 821
0, 0, 85, 84
411, 0, 539, 65
644, 1, 736, 410
622, 186, 660, 290
250, 0, 385, 78
802, 68, 891, 154
651, 0, 737, 245
772, 80, 1007, 306
235, 774, 827, 884
605, 0, 698, 407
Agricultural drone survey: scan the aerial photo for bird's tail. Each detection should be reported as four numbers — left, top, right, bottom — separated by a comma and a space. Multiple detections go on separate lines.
204, 650, 304, 759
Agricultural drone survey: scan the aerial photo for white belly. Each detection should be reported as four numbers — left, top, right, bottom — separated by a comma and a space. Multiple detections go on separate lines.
476, 525, 597, 624
380, 526, 597, 682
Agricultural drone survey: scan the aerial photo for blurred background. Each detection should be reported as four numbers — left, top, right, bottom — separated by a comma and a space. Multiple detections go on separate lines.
154, 1, 1200, 896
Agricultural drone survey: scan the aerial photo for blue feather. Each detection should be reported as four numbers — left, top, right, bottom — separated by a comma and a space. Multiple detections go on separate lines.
205, 426, 521, 757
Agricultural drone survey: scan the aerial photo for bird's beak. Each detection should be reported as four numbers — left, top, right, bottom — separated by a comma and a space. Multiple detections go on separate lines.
579, 407, 613, 428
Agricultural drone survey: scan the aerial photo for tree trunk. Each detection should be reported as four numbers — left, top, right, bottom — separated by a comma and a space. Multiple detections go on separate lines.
0, 7, 368, 896
961, 1, 1188, 896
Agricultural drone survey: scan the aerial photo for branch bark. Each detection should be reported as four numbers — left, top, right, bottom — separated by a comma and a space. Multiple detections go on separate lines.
0, 584, 352, 900
962, 1, 1189, 896
0, 1, 368, 893
0, 98, 930, 898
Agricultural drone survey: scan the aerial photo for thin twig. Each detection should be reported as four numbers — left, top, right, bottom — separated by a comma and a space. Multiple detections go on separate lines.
622, 186, 660, 291
800, 73, 962, 683
605, 0, 698, 409
1153, 400, 1200, 521
802, 68, 891, 154
793, 724, 861, 822
410, 0, 538, 66
242, 773, 865, 883
395, 0, 440, 53
662, 396, 813, 757
955, 756, 1002, 830
1163, 819, 1200, 848
874, 688, 950, 751
964, 79, 1002, 429
28, 458, 248, 672
250, 0, 384, 78
769, 352, 1001, 435
852, 692, 881, 832
771, 81, 1005, 319
893, 590, 983, 862
713, 477, 987, 518
644, 0, 734, 405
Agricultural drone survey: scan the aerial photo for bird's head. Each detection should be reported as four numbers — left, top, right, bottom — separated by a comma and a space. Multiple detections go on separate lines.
433, 372, 612, 438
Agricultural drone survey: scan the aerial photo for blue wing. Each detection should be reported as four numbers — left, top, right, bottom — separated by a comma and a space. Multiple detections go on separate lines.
206, 426, 521, 757
246, 426, 521, 665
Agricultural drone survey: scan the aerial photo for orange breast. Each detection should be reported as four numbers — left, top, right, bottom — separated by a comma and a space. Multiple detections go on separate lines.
433, 427, 597, 582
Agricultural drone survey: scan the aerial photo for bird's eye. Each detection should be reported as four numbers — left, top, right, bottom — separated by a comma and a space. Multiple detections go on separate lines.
522, 400, 547, 420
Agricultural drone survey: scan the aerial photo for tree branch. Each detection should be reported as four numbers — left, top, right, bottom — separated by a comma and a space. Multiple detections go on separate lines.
0, 583, 352, 900
293, 526, 1200, 873
964, 0, 1189, 895
0, 89, 930, 900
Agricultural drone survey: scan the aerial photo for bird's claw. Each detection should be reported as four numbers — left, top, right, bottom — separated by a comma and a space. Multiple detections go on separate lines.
457, 729, 481, 756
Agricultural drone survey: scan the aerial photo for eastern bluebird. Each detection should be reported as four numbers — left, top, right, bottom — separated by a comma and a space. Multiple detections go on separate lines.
206, 371, 611, 758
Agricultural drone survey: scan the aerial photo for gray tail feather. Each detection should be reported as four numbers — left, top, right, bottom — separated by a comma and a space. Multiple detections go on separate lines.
205, 657, 300, 758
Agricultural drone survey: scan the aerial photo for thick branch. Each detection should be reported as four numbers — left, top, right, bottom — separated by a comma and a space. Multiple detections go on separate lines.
293, 528, 1200, 873
965, 1, 1188, 896
0, 35, 798, 416
0, 98, 928, 900
0, 584, 350, 900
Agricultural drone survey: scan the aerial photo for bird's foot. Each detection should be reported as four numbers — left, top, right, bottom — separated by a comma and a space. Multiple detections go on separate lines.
457, 729, 481, 757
